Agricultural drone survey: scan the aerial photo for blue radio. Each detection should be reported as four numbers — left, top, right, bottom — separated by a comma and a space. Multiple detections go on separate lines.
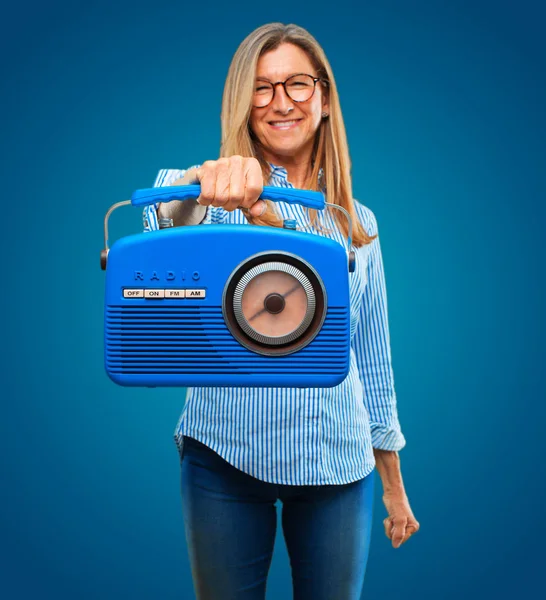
100, 185, 356, 388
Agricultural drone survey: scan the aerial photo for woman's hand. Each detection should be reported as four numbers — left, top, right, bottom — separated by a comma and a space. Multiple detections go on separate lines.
373, 449, 420, 549
185, 156, 266, 217
382, 490, 420, 548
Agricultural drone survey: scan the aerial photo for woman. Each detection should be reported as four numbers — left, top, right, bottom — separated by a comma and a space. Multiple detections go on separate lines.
144, 22, 419, 600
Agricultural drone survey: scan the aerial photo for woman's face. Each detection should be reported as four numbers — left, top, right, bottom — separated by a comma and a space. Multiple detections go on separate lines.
249, 43, 329, 163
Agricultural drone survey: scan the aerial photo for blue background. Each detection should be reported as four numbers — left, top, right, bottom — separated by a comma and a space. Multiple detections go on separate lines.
2, 0, 545, 598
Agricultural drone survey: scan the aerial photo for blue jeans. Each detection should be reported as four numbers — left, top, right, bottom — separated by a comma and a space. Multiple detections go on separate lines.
180, 435, 375, 600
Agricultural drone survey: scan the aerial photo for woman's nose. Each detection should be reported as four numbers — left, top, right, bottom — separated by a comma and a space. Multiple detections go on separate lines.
271, 84, 294, 113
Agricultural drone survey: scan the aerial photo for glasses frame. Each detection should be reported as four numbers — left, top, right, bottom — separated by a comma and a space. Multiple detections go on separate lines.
252, 73, 329, 108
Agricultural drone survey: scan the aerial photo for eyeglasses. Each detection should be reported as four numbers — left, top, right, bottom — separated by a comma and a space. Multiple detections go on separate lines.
253, 73, 328, 108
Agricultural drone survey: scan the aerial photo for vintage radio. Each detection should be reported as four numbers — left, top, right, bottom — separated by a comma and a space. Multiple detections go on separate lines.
100, 185, 355, 388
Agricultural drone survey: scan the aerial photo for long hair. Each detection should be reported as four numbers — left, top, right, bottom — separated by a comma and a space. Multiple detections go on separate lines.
220, 23, 376, 248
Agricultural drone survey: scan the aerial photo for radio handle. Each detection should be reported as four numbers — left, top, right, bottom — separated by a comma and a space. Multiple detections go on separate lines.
101, 187, 355, 273
131, 185, 326, 211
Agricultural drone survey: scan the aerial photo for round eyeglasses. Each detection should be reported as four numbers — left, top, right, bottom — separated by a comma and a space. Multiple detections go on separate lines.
253, 73, 328, 108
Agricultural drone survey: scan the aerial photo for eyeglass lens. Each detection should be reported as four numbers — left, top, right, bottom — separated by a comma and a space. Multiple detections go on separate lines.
254, 74, 316, 108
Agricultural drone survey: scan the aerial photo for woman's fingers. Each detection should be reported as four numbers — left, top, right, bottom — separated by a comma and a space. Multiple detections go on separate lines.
195, 161, 216, 207
383, 516, 394, 540
396, 523, 419, 547
403, 523, 419, 540
228, 156, 245, 212
382, 492, 420, 549
242, 157, 264, 215
404, 519, 420, 541
248, 200, 267, 217
195, 156, 265, 214
384, 515, 420, 548
214, 158, 232, 210
391, 516, 408, 548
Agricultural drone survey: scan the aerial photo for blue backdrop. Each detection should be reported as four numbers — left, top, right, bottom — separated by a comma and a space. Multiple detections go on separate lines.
2, 0, 545, 598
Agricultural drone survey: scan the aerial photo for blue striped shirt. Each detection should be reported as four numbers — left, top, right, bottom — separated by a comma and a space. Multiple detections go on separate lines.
143, 164, 405, 485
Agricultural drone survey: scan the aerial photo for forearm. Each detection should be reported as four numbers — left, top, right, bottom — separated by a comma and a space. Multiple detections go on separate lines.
157, 167, 207, 226
373, 448, 406, 495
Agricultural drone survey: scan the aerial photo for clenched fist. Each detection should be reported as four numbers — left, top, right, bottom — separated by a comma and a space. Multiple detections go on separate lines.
382, 491, 420, 548
189, 156, 266, 217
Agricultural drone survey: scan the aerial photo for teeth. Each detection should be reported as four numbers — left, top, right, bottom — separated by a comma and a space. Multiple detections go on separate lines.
270, 120, 298, 126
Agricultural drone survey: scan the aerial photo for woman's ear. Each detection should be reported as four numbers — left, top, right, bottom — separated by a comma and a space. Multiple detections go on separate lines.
321, 87, 330, 115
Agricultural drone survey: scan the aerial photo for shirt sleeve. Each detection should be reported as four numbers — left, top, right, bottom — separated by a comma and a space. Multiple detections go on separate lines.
351, 206, 406, 452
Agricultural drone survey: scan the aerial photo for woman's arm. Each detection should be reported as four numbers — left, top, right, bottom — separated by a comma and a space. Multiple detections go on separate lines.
373, 449, 420, 548
350, 204, 419, 547
373, 448, 404, 493
146, 158, 266, 230
351, 206, 406, 451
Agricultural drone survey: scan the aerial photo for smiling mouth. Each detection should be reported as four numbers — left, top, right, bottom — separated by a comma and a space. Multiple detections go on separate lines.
268, 119, 302, 128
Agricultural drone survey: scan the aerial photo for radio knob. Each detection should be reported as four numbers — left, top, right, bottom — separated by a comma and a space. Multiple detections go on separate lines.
264, 293, 285, 314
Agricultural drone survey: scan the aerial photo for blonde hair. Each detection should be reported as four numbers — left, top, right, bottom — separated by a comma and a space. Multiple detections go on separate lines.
220, 23, 376, 248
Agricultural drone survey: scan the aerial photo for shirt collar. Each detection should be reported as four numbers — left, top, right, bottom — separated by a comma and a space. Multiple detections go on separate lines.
268, 163, 326, 192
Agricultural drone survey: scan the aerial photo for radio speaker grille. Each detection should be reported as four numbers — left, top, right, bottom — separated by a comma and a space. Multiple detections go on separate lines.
105, 305, 349, 374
